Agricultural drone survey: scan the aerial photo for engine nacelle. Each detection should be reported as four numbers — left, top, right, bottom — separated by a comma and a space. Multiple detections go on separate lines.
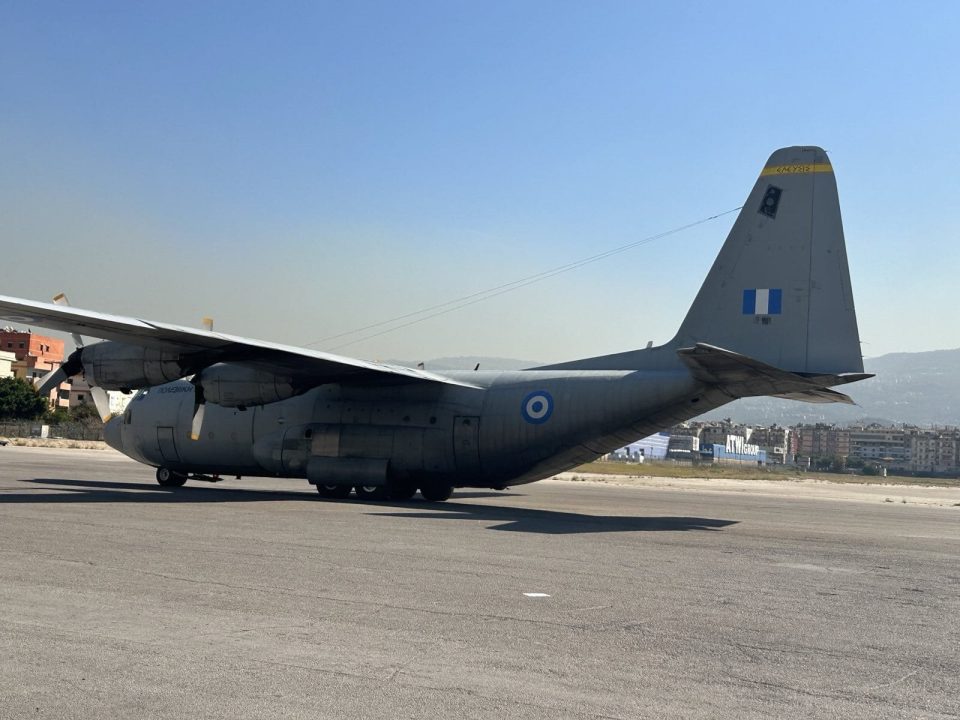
197, 363, 299, 407
81, 342, 191, 390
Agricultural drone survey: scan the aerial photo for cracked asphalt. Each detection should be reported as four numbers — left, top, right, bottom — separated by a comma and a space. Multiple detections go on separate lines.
0, 446, 958, 719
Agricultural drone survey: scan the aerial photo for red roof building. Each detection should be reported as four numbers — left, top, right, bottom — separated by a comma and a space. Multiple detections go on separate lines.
0, 327, 67, 406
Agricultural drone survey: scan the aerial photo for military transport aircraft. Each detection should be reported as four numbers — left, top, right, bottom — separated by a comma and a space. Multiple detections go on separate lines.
0, 146, 870, 502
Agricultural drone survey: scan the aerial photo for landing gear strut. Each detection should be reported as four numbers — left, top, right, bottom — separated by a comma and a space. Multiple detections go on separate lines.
156, 467, 187, 487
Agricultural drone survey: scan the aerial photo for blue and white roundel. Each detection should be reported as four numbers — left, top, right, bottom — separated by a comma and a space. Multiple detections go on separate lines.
521, 390, 554, 425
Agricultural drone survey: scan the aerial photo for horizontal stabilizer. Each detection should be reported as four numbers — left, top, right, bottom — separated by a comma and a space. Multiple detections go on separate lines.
678, 343, 872, 405
767, 388, 857, 405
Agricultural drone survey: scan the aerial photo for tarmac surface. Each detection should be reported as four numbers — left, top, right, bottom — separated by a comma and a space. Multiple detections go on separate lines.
0, 446, 958, 719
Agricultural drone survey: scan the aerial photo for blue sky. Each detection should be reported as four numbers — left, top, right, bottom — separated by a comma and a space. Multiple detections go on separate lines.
1, 2, 957, 362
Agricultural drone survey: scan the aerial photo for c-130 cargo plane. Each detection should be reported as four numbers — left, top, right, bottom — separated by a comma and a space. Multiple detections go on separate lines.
0, 146, 870, 502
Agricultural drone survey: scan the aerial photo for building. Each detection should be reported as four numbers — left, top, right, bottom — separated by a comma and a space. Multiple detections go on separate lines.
791, 423, 960, 475
706, 443, 767, 465
749, 425, 791, 464
666, 435, 700, 460
794, 424, 851, 460
64, 375, 93, 410
848, 425, 910, 467
1, 328, 65, 381
0, 327, 67, 406
619, 433, 670, 461
699, 422, 753, 448
908, 430, 959, 474
609, 422, 958, 476
0, 349, 15, 378
637, 432, 670, 460
703, 434, 767, 465
65, 376, 133, 417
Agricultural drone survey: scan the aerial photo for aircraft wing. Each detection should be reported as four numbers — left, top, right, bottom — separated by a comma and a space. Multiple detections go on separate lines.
0, 294, 477, 389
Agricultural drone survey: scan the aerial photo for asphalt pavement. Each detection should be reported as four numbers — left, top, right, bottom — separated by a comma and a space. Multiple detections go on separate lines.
0, 446, 957, 719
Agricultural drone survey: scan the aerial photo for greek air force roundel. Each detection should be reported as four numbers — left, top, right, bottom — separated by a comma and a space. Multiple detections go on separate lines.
521, 390, 554, 425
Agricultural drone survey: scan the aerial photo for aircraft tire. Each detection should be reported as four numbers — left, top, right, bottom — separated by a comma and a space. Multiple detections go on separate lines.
156, 467, 188, 487
387, 480, 417, 502
354, 484, 387, 501
316, 484, 352, 500
419, 482, 453, 502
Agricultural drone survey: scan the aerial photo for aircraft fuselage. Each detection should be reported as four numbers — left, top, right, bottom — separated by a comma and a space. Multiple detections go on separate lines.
105, 366, 721, 489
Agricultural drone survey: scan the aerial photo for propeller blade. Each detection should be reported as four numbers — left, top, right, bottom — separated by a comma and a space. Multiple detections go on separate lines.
190, 403, 205, 441
188, 378, 207, 441
35, 366, 68, 396
90, 385, 112, 422
52, 293, 85, 347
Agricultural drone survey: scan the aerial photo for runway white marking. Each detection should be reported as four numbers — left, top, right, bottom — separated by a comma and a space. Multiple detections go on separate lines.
523, 592, 551, 598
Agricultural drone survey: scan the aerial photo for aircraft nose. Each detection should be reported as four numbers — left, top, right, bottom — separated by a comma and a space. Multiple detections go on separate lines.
103, 415, 123, 452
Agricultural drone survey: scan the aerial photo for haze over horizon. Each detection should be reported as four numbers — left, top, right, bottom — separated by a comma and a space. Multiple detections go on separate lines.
2, 3, 956, 363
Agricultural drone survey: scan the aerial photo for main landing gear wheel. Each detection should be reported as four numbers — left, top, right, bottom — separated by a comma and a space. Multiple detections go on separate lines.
316, 484, 352, 500
156, 467, 188, 487
387, 481, 417, 502
354, 485, 387, 501
419, 483, 453, 502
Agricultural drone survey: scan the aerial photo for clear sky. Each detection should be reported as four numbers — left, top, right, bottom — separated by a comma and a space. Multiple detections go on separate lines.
1, 2, 956, 363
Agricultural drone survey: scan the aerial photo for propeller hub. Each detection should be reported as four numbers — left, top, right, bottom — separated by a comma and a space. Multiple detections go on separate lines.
61, 347, 84, 377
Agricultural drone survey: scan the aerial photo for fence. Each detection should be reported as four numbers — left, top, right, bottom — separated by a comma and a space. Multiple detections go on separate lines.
0, 421, 104, 441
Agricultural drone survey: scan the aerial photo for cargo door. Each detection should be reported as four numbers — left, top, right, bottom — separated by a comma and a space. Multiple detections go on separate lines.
157, 427, 181, 464
453, 416, 481, 475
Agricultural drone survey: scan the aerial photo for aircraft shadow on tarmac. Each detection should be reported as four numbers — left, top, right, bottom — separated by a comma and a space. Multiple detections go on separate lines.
13, 478, 506, 503
371, 505, 738, 534
10, 478, 739, 535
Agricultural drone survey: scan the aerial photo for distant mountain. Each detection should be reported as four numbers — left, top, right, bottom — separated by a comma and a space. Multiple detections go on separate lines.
397, 348, 960, 427
698, 347, 960, 427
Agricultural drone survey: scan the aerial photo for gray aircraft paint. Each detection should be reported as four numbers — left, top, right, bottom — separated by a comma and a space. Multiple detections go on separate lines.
2, 146, 870, 497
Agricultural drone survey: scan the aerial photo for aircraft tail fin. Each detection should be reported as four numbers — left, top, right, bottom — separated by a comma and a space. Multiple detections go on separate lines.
673, 146, 864, 375
532, 146, 866, 380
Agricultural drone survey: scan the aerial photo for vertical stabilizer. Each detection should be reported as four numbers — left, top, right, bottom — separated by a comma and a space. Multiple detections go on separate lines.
673, 146, 863, 374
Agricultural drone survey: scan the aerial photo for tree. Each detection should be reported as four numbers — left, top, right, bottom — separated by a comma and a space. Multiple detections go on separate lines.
812, 456, 833, 471
43, 406, 71, 425
70, 402, 102, 423
0, 377, 48, 420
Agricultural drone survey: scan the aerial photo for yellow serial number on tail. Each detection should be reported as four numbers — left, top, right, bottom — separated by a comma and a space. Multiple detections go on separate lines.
760, 163, 833, 176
